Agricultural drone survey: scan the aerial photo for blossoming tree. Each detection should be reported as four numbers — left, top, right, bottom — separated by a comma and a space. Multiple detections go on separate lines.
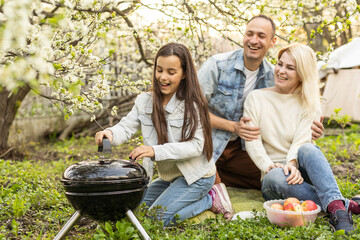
0, 0, 359, 154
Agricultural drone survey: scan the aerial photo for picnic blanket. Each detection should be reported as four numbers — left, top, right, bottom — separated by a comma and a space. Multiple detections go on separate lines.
189, 187, 265, 223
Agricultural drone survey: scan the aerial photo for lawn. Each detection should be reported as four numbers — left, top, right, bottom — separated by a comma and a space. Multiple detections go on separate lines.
1, 125, 360, 239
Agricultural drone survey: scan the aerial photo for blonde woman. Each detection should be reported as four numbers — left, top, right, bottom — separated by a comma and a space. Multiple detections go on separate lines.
244, 43, 359, 234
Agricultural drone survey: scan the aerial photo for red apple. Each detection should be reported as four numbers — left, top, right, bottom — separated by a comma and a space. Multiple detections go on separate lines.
271, 203, 284, 211
283, 197, 300, 208
293, 203, 303, 212
284, 203, 296, 211
284, 202, 303, 212
301, 200, 317, 211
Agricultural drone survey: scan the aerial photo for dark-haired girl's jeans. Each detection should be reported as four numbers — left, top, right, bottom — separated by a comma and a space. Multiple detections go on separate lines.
261, 143, 349, 212
141, 175, 215, 226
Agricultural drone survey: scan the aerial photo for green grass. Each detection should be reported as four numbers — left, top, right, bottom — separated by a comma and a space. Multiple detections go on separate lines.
0, 158, 75, 239
0, 130, 360, 239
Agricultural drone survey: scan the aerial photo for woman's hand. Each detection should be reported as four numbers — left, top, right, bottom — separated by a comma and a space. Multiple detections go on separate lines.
95, 130, 113, 145
266, 162, 284, 173
129, 145, 154, 161
266, 162, 303, 185
283, 164, 303, 185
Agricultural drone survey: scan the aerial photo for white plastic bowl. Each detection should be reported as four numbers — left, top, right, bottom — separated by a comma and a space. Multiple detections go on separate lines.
263, 199, 321, 227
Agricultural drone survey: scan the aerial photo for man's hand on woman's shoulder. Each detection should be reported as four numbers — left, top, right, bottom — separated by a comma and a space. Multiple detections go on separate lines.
236, 117, 260, 141
311, 116, 324, 140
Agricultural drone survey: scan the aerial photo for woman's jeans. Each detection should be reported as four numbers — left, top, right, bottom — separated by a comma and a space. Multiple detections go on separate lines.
141, 175, 215, 226
261, 143, 348, 212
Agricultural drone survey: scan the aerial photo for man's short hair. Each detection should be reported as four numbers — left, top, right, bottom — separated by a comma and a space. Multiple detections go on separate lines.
247, 14, 276, 38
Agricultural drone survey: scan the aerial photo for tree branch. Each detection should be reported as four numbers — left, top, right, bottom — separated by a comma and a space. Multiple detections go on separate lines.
112, 7, 152, 66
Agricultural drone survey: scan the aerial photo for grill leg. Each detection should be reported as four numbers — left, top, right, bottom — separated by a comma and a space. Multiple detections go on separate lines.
126, 210, 151, 240
53, 210, 82, 240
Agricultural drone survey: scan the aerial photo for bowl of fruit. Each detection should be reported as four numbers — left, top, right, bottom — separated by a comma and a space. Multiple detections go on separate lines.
263, 197, 321, 227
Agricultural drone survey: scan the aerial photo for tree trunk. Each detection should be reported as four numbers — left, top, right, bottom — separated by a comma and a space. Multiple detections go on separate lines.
0, 85, 31, 153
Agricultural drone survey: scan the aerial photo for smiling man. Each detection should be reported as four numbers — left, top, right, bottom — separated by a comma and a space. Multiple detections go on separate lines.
198, 15, 324, 192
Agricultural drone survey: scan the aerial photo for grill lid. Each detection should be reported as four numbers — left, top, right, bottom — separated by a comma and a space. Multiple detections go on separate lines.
62, 138, 147, 182
62, 159, 148, 181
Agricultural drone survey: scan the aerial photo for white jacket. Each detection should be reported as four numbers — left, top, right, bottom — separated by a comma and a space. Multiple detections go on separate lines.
107, 92, 215, 185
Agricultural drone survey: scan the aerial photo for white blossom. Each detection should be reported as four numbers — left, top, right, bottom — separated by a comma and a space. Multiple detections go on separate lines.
2, 0, 33, 50
0, 0, 358, 121
111, 106, 118, 116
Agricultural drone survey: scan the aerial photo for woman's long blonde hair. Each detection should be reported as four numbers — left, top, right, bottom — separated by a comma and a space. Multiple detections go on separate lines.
277, 43, 320, 115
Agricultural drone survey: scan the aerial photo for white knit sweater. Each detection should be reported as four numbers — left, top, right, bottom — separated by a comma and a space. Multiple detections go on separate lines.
244, 89, 321, 180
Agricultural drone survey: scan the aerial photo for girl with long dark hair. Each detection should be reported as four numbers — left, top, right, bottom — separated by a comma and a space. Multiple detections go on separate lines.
95, 43, 232, 226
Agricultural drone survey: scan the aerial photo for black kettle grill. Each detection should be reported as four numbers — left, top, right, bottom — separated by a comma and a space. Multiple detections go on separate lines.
53, 138, 151, 240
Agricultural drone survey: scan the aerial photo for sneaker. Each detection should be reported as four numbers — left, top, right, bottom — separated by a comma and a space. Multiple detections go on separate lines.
210, 183, 234, 220
329, 209, 355, 234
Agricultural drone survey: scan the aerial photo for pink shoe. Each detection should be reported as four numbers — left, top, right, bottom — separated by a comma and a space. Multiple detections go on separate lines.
210, 183, 234, 220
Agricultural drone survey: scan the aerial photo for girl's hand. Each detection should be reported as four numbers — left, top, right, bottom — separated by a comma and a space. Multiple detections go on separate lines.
129, 145, 155, 161
95, 130, 113, 145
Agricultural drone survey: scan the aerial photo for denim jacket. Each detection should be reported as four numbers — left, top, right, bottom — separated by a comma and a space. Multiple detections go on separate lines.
107, 92, 216, 185
198, 48, 274, 161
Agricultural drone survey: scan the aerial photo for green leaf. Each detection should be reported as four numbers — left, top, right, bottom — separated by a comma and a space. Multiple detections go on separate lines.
334, 229, 346, 235
105, 222, 113, 234
53, 63, 63, 70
